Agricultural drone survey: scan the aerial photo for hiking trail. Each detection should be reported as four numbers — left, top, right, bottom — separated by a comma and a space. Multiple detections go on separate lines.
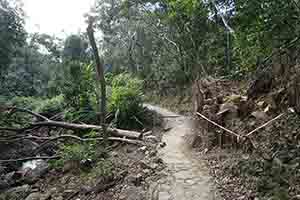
146, 105, 217, 200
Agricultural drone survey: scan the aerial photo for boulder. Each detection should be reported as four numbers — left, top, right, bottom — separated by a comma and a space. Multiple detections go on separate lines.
22, 161, 49, 184
251, 111, 269, 122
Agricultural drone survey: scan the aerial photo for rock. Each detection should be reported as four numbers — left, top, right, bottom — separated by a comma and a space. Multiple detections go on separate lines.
139, 146, 147, 152
237, 195, 246, 200
3, 184, 30, 200
153, 157, 163, 164
150, 163, 159, 170
126, 174, 143, 186
203, 104, 219, 114
251, 111, 269, 121
40, 191, 52, 200
0, 179, 10, 190
56, 196, 63, 200
63, 160, 80, 173
111, 151, 118, 157
25, 192, 41, 200
292, 195, 300, 200
22, 161, 49, 184
159, 142, 166, 148
126, 145, 137, 153
257, 101, 266, 108
163, 127, 172, 132
119, 186, 144, 200
148, 150, 157, 157
217, 103, 238, 118
142, 169, 151, 175
63, 189, 75, 199
204, 98, 214, 105
224, 94, 245, 104
139, 161, 151, 169
3, 171, 22, 186
144, 135, 159, 143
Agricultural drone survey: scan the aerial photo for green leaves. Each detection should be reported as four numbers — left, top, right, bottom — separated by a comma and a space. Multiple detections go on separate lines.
0, 0, 26, 72
109, 73, 144, 129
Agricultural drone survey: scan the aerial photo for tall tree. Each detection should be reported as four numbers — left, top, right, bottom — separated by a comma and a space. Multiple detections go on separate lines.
0, 0, 26, 74
87, 17, 107, 139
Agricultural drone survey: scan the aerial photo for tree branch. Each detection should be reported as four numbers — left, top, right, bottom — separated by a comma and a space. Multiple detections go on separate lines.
0, 156, 60, 163
0, 107, 143, 139
3, 106, 50, 121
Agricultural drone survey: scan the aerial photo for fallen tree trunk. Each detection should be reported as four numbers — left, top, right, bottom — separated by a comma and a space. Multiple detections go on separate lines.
33, 121, 142, 139
0, 106, 143, 139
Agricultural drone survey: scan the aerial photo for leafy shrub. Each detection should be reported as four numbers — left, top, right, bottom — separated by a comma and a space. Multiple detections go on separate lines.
36, 95, 65, 115
111, 73, 143, 90
9, 96, 42, 110
59, 142, 97, 163
2, 96, 65, 126
61, 62, 95, 109
109, 73, 144, 129
105, 72, 114, 86
8, 95, 65, 115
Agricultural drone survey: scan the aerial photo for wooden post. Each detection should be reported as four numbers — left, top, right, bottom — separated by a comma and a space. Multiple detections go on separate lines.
87, 17, 107, 139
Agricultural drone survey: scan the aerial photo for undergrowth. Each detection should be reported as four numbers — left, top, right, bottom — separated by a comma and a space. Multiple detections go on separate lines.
108, 73, 146, 130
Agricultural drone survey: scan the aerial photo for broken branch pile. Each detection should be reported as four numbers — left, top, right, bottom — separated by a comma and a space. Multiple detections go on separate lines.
192, 64, 300, 199
192, 74, 298, 151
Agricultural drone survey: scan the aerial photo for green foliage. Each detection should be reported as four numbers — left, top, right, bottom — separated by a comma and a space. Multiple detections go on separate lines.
9, 96, 42, 110
111, 73, 143, 90
1, 33, 60, 97
61, 62, 95, 109
0, 0, 26, 73
9, 95, 65, 115
63, 107, 98, 124
105, 72, 115, 86
2, 95, 65, 127
233, 0, 300, 70
109, 73, 144, 129
59, 142, 97, 163
35, 95, 65, 115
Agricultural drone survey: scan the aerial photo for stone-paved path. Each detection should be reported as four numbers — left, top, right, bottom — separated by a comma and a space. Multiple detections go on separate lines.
146, 105, 217, 200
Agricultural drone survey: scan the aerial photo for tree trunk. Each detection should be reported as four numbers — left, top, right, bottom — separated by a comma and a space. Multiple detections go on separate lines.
87, 18, 107, 140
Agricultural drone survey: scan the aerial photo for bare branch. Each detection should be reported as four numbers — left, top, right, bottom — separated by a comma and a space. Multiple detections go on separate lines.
0, 134, 144, 145
210, 0, 235, 36
2, 106, 50, 121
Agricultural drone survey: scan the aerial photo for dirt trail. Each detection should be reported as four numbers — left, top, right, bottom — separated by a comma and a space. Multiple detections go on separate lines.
146, 105, 217, 200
